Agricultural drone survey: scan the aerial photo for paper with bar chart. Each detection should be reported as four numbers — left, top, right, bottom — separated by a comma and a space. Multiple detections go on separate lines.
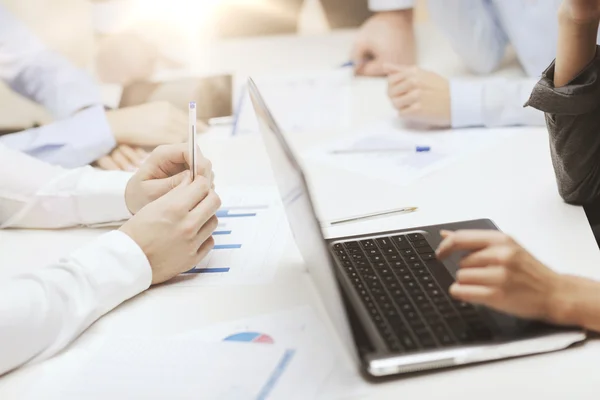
170, 186, 289, 286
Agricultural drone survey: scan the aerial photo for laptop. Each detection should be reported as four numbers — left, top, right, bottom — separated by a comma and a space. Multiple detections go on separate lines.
247, 78, 586, 379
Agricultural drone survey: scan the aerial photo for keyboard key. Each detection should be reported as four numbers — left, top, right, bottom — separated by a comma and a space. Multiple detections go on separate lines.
401, 248, 415, 256
385, 253, 402, 261
416, 246, 435, 254
392, 235, 411, 249
385, 282, 400, 290
333, 243, 343, 250
408, 233, 425, 241
375, 237, 393, 247
405, 281, 418, 290
408, 261, 425, 270
421, 253, 436, 261
399, 335, 418, 351
360, 239, 376, 249
365, 248, 379, 256
440, 334, 455, 345
405, 255, 419, 263
381, 247, 397, 255
412, 239, 429, 248
368, 255, 385, 263
414, 294, 428, 304
420, 335, 437, 349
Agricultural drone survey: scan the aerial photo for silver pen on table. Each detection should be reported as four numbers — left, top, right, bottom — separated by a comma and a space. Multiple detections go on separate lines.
329, 207, 418, 225
189, 102, 197, 181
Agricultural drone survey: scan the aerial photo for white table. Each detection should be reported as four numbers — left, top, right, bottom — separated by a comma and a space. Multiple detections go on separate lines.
2, 25, 600, 399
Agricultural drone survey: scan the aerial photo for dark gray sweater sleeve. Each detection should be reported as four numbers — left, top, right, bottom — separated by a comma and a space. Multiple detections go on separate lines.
526, 46, 600, 205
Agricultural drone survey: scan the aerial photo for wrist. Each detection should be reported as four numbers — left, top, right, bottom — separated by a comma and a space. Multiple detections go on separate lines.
546, 274, 584, 327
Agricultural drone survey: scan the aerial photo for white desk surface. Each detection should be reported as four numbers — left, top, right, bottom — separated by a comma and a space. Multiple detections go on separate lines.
2, 26, 600, 399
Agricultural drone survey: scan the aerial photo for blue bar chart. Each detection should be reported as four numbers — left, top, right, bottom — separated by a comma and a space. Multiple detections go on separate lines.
177, 187, 288, 286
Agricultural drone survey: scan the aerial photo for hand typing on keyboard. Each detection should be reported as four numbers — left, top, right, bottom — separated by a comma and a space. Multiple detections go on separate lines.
436, 229, 592, 329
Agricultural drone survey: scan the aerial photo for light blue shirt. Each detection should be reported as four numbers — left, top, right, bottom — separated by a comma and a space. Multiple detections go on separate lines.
369, 0, 600, 128
0, 6, 115, 168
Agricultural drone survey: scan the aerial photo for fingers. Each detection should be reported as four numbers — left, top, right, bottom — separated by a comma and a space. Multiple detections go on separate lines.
190, 190, 222, 226
144, 143, 208, 179
194, 236, 215, 265
383, 63, 405, 75
456, 266, 507, 286
391, 90, 420, 110
436, 230, 511, 260
358, 60, 385, 77
196, 156, 213, 182
449, 283, 497, 304
193, 215, 219, 248
95, 155, 120, 170
119, 145, 147, 167
459, 246, 516, 269
388, 77, 415, 98
178, 176, 213, 211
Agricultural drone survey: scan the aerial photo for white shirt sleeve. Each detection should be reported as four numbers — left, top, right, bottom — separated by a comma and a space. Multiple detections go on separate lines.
369, 0, 415, 11
427, 0, 508, 75
450, 77, 545, 128
0, 143, 132, 229
0, 106, 116, 168
0, 5, 102, 118
0, 230, 152, 376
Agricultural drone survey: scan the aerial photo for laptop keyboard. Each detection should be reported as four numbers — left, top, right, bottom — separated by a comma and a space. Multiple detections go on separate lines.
332, 233, 493, 354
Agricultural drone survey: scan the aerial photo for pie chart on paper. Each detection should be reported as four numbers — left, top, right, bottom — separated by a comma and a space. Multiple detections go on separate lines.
223, 332, 275, 344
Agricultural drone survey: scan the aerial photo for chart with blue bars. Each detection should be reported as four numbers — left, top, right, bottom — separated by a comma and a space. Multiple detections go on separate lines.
178, 187, 288, 286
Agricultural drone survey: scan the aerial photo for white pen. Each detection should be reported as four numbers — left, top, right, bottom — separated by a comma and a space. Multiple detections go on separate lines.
329, 207, 418, 225
331, 146, 431, 155
189, 102, 197, 181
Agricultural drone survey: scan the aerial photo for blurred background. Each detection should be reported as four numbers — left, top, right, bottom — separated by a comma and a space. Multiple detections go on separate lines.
0, 0, 427, 127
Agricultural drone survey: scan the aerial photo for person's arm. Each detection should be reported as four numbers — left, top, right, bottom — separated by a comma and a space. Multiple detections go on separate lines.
554, 2, 600, 86
427, 0, 508, 75
352, 0, 415, 76
0, 6, 101, 118
0, 6, 117, 166
0, 231, 151, 376
525, 3, 600, 205
450, 77, 545, 128
435, 230, 600, 333
0, 106, 116, 168
0, 143, 132, 229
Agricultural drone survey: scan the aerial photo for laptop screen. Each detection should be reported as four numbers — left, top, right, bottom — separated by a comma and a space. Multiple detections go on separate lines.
247, 78, 358, 362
